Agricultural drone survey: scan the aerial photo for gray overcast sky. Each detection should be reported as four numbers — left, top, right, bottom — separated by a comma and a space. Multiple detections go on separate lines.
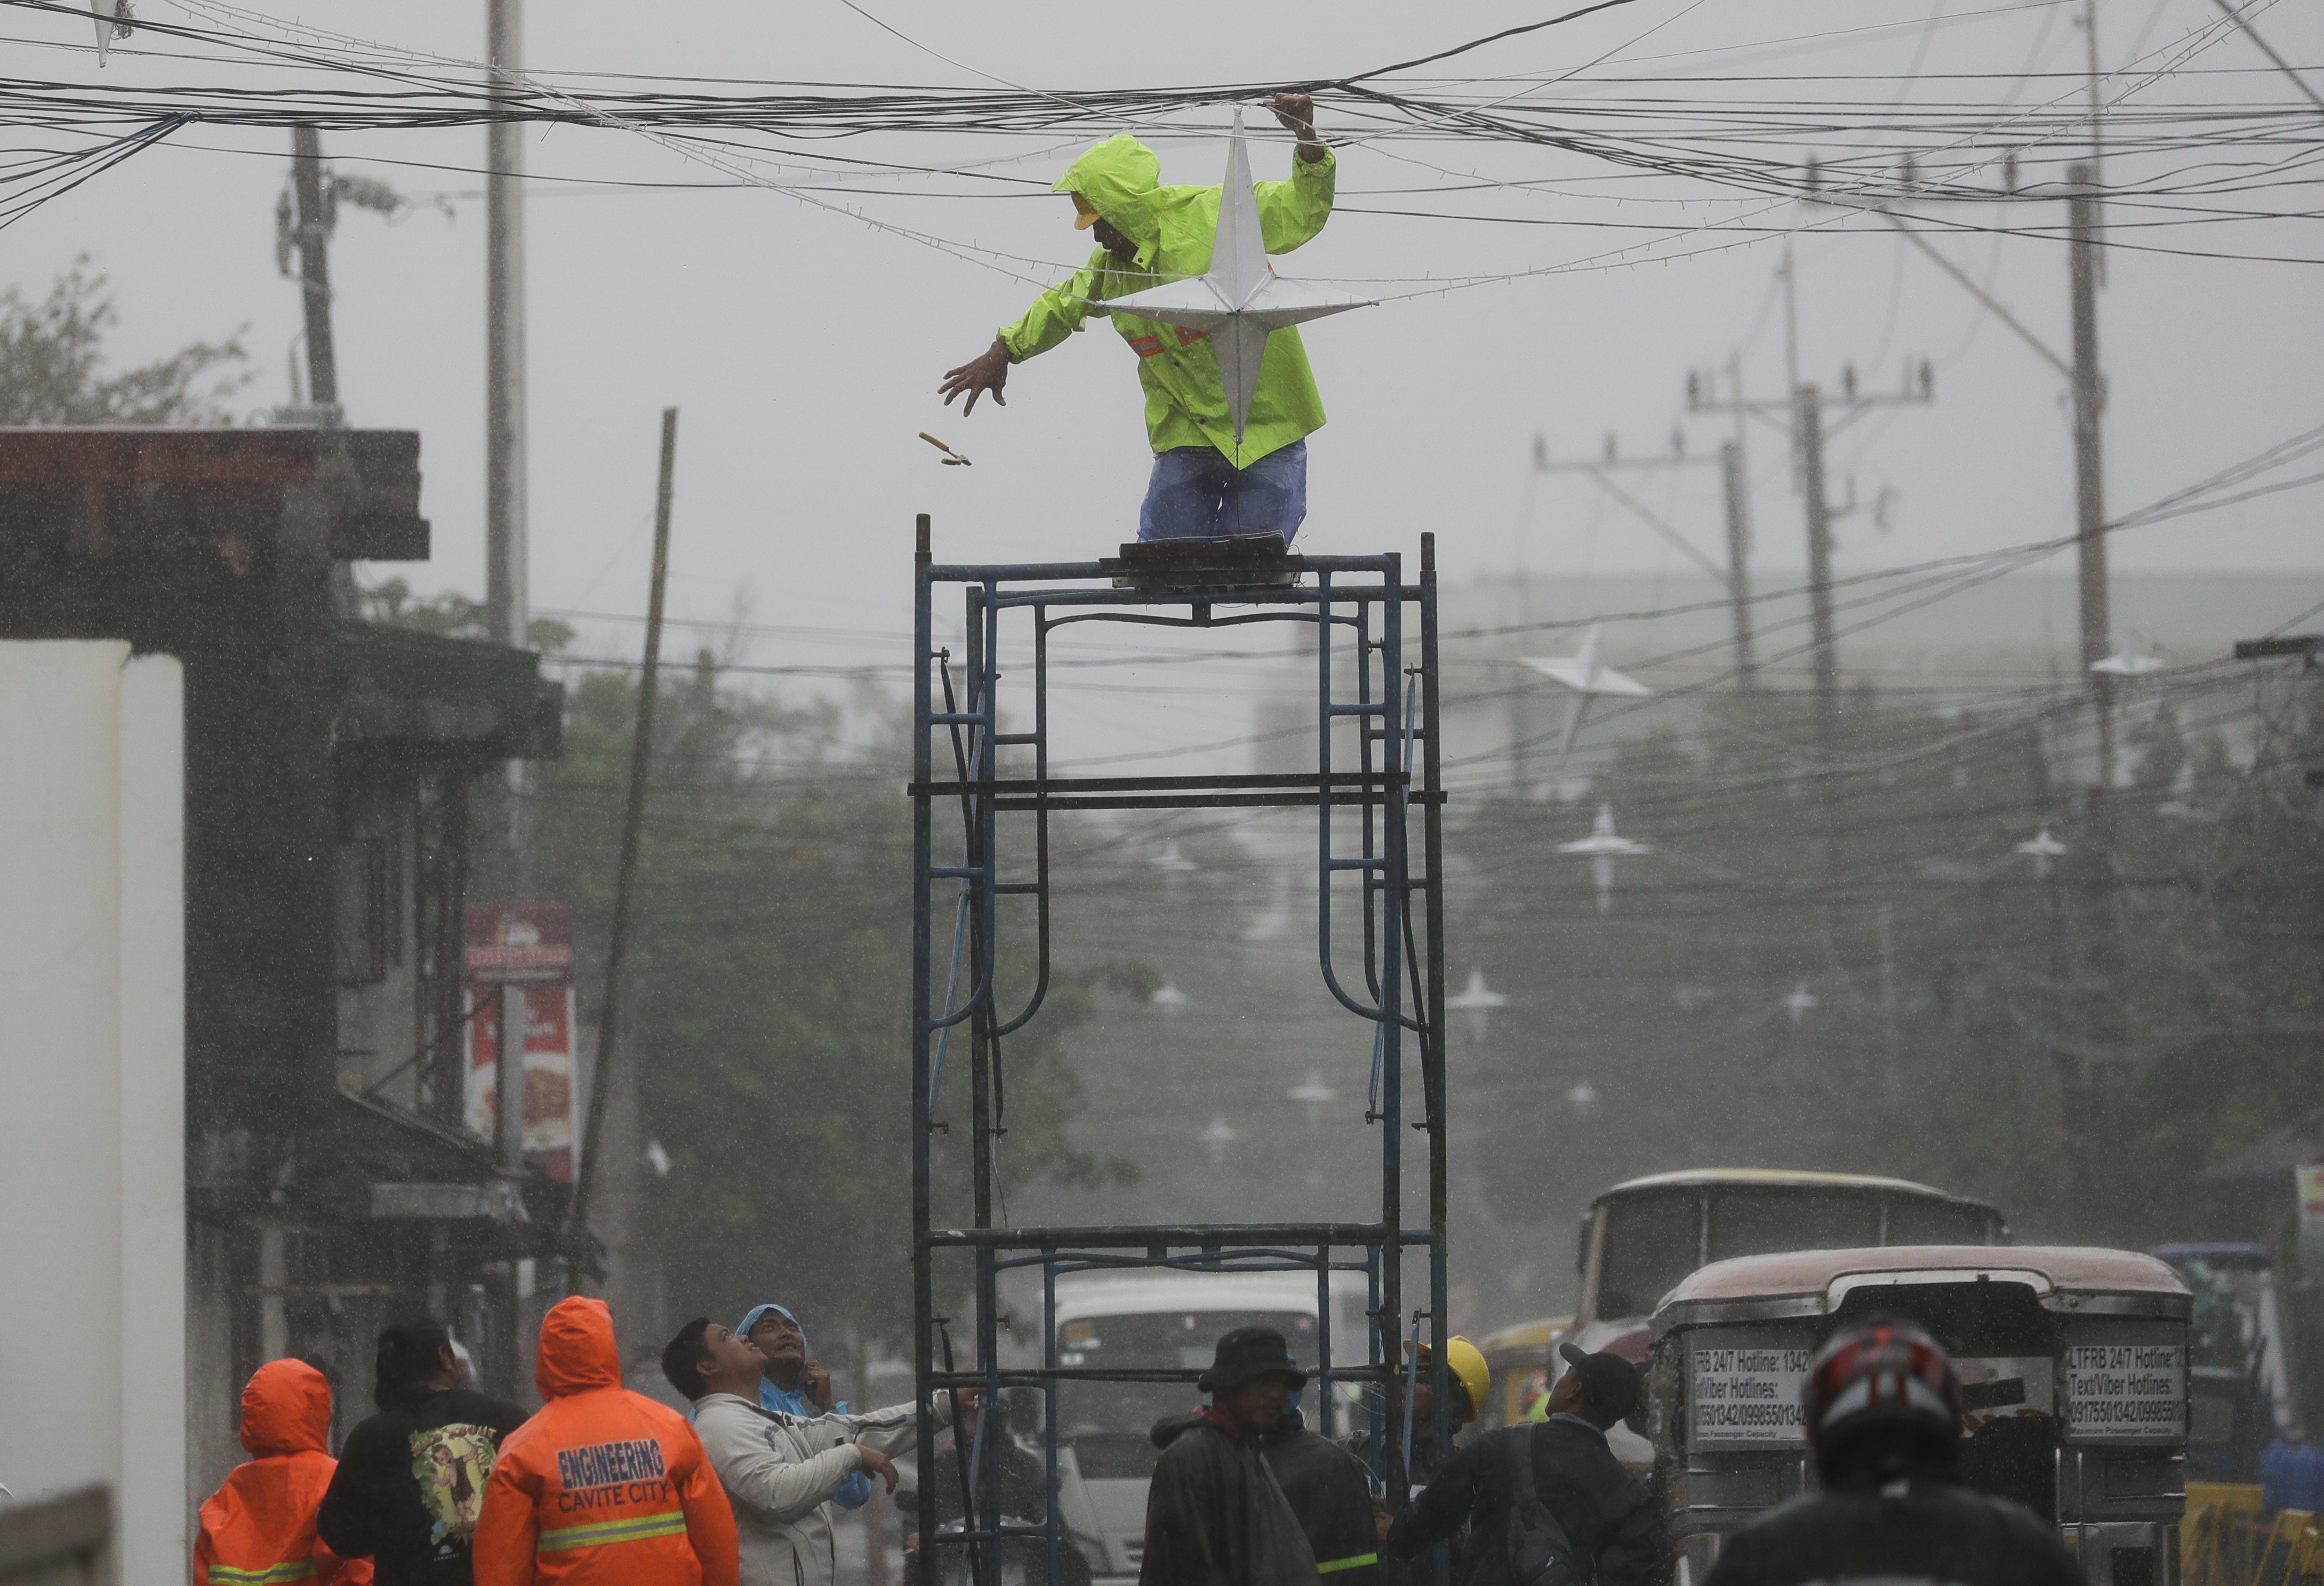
10, 0, 2319, 666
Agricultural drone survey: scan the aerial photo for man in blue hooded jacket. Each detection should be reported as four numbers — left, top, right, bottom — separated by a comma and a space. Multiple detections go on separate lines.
738, 1303, 870, 1511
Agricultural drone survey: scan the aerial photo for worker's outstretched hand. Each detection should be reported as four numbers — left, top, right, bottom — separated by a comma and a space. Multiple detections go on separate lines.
939, 339, 1011, 416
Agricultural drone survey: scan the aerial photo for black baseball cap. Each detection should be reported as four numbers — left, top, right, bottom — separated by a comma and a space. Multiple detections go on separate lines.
1198, 1326, 1307, 1392
1558, 1341, 1640, 1424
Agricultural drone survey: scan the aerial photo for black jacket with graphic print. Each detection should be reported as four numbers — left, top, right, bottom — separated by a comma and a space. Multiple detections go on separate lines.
319, 1387, 531, 1586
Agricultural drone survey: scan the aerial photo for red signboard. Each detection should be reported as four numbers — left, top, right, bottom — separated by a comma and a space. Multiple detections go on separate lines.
464, 903, 575, 983
463, 905, 578, 1180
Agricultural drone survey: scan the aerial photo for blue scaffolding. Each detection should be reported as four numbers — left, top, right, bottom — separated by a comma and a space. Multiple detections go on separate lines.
909, 521, 1450, 1586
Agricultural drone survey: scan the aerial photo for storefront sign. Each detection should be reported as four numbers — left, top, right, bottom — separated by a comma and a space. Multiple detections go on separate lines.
463, 905, 578, 1180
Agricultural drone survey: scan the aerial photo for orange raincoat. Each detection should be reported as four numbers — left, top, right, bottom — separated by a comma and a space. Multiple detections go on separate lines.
195, 1358, 373, 1586
472, 1297, 738, 1586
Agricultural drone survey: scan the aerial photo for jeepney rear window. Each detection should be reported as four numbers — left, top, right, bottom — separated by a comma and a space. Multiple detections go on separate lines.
1707, 1189, 1881, 1264
1598, 1193, 1697, 1319
1886, 1197, 1997, 1246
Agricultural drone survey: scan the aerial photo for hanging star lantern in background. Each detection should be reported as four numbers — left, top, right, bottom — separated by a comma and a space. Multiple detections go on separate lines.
2090, 633, 2165, 677
1286, 1070, 1339, 1128
1520, 624, 1653, 760
1445, 967, 1511, 1043
1199, 1115, 1241, 1167
1557, 802, 1650, 916
1102, 110, 1375, 451
2017, 826, 2069, 879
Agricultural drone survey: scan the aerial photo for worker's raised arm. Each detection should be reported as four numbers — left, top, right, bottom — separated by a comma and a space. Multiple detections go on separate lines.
1256, 91, 1335, 254
939, 257, 1105, 415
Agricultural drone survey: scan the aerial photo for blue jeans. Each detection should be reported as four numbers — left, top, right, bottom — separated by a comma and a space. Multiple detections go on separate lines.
1137, 440, 1307, 545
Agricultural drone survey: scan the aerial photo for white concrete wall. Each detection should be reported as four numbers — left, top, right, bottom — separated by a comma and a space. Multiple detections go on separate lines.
0, 642, 185, 1580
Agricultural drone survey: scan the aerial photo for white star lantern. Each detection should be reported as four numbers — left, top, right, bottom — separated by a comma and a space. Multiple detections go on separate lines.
1557, 802, 1650, 916
1102, 110, 1375, 451
1286, 1070, 1339, 1127
1199, 1115, 1241, 1167
1520, 625, 1653, 761
1445, 968, 1511, 1043
2016, 827, 2068, 879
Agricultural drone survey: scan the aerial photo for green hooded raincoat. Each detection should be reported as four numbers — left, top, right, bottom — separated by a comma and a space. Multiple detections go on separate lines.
997, 134, 1337, 467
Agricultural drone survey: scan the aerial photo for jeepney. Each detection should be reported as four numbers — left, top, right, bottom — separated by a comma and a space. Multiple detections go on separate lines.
1474, 1315, 1573, 1429
1567, 1170, 2007, 1467
1643, 1245, 2190, 1586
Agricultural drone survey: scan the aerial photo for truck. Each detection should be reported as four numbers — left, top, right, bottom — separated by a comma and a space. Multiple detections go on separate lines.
1035, 1268, 1373, 1582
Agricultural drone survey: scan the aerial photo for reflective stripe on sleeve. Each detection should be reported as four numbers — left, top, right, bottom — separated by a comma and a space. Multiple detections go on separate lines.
205, 1565, 317, 1584
537, 1510, 691, 1552
1317, 1553, 1379, 1574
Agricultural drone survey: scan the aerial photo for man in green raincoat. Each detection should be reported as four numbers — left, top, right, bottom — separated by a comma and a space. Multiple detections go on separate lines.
938, 94, 1334, 546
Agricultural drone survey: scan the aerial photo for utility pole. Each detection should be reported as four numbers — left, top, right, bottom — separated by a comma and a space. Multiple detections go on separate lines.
485, 0, 531, 885
1795, 386, 1841, 765
485, 0, 528, 656
1688, 364, 1933, 731
1535, 434, 1758, 688
286, 127, 339, 420
1689, 362, 1935, 875
1718, 439, 1757, 691
2067, 164, 2115, 804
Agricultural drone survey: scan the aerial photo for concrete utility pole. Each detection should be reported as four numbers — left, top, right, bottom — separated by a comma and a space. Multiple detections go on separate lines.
1535, 437, 1758, 688
1794, 387, 1840, 761
485, 0, 528, 655
1718, 439, 1757, 690
1688, 365, 1933, 733
287, 126, 339, 416
1690, 364, 1934, 876
2067, 164, 2115, 800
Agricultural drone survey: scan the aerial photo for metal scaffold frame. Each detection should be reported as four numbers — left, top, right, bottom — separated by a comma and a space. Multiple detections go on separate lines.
909, 519, 1449, 1586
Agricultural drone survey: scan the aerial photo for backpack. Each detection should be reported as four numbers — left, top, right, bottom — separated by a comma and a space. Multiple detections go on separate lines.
1500, 1426, 1581, 1586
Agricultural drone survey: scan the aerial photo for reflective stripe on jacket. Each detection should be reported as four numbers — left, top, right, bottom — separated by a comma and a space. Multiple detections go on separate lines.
194, 1359, 372, 1586
998, 134, 1336, 466
472, 1297, 739, 1586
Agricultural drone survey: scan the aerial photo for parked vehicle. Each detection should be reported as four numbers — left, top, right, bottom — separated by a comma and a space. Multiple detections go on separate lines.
1472, 1315, 1572, 1429
1037, 1269, 1372, 1584
2153, 1243, 2299, 1481
1640, 1244, 2190, 1586
1565, 1170, 2007, 1467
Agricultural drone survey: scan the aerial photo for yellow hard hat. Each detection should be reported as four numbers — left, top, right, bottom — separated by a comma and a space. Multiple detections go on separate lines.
1407, 1336, 1492, 1425
1070, 192, 1101, 230
1446, 1336, 1490, 1425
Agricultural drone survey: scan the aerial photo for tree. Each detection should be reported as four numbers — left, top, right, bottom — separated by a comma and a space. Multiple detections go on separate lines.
1454, 674, 2323, 1265
527, 660, 1126, 1349
358, 576, 574, 654
0, 255, 252, 424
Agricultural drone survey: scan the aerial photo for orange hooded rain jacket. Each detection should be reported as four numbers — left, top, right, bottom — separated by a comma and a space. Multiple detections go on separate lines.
195, 1358, 373, 1586
472, 1297, 738, 1586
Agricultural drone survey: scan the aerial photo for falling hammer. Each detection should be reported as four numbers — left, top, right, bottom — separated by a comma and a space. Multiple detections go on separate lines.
919, 431, 972, 467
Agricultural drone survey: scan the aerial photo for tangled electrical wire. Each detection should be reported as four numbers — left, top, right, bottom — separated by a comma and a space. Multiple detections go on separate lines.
0, 0, 2316, 274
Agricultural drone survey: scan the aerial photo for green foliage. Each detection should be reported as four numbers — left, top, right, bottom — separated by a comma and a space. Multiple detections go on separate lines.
532, 665, 1121, 1348
0, 255, 251, 424
358, 576, 575, 655
1461, 681, 2323, 1250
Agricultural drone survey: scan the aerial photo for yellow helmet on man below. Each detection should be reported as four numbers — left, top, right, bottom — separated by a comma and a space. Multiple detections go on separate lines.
1405, 1336, 1494, 1426
1445, 1335, 1491, 1425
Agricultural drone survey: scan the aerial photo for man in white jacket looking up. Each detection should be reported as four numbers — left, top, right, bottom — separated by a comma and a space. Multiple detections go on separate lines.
663, 1317, 945, 1586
